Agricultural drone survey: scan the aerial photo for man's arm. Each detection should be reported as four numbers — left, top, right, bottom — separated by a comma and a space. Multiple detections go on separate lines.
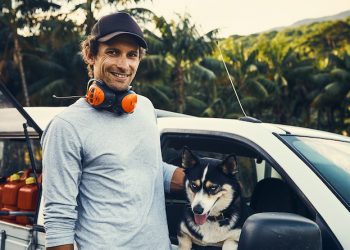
47, 244, 74, 250
162, 161, 185, 193
42, 117, 82, 248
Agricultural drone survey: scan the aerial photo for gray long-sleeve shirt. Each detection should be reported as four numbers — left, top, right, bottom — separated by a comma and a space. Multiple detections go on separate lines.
41, 97, 176, 249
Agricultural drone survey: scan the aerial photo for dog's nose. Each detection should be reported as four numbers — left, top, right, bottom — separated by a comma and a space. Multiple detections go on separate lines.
193, 205, 204, 214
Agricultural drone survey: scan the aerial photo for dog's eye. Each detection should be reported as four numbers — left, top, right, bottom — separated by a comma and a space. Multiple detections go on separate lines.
208, 185, 220, 194
190, 182, 200, 191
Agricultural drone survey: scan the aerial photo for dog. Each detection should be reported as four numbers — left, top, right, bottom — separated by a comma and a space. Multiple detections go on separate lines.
177, 147, 248, 250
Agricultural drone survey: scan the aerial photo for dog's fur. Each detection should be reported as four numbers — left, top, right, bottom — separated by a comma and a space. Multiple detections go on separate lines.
177, 147, 247, 250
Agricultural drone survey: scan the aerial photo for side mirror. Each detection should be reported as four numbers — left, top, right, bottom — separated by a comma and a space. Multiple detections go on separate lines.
238, 212, 322, 250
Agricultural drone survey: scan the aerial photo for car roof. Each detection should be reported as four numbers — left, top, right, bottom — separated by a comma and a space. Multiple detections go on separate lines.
0, 107, 65, 135
269, 123, 350, 142
0, 107, 190, 134
157, 117, 350, 143
1, 106, 349, 143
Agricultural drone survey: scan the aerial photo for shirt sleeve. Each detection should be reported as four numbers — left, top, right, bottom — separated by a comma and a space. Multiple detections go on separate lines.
162, 161, 177, 193
41, 116, 83, 247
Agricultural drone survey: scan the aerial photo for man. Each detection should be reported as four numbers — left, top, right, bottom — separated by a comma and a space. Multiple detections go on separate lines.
41, 12, 184, 250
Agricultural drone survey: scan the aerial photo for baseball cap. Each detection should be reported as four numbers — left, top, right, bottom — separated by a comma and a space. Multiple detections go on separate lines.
91, 12, 148, 49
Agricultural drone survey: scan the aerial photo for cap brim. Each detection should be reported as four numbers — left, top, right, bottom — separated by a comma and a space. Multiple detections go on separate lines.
98, 31, 148, 49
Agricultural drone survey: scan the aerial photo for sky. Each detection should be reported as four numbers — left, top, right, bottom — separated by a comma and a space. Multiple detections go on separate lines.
58, 0, 350, 38
95, 0, 350, 37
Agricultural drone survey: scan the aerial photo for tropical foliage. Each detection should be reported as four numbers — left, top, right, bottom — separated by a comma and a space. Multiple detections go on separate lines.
1, 0, 350, 135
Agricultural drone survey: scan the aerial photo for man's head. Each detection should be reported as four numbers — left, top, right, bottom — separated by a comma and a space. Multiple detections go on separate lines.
81, 12, 147, 92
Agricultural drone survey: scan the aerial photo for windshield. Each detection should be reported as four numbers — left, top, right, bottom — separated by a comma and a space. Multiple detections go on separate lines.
281, 135, 350, 208
0, 85, 42, 135
0, 87, 15, 108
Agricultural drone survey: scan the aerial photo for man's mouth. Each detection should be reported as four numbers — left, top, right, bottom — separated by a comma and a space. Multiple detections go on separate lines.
110, 72, 131, 78
193, 213, 208, 225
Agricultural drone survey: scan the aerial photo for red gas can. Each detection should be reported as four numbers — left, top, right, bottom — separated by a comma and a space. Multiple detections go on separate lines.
1, 173, 24, 221
0, 181, 5, 208
16, 177, 39, 225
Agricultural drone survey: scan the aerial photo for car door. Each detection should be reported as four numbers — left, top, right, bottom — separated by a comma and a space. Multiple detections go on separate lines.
159, 122, 345, 249
0, 84, 45, 249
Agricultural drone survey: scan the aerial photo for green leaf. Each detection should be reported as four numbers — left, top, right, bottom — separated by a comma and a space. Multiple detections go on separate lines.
331, 68, 350, 82
245, 79, 268, 98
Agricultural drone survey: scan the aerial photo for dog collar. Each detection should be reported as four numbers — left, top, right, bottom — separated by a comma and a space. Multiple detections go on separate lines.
207, 213, 230, 223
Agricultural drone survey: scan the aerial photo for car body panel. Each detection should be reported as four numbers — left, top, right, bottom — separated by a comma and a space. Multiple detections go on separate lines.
158, 117, 350, 248
0, 104, 349, 249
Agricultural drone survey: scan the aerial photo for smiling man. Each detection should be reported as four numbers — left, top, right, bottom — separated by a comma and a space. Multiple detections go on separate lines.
41, 12, 184, 250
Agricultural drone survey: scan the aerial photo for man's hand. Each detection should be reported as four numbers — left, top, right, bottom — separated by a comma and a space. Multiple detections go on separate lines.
170, 167, 185, 192
47, 244, 74, 250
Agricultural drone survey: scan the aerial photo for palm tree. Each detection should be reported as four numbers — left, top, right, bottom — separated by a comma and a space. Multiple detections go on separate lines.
70, 0, 152, 35
312, 52, 350, 132
0, 0, 59, 106
23, 16, 85, 106
258, 39, 315, 124
211, 39, 272, 119
145, 13, 218, 113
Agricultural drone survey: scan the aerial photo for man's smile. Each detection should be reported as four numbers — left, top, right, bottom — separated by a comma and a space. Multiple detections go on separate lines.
110, 71, 132, 79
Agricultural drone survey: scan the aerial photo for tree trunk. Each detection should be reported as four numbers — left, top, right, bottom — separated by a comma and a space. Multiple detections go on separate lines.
85, 0, 95, 35
13, 36, 30, 106
174, 66, 185, 113
10, 3, 30, 107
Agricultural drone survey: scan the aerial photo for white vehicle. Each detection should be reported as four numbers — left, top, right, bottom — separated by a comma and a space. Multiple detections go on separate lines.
0, 83, 349, 249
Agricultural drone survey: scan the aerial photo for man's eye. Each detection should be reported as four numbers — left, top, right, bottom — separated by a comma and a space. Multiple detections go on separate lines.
107, 50, 118, 55
128, 51, 139, 57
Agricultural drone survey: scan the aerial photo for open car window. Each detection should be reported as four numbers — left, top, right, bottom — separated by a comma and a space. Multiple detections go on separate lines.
161, 133, 260, 201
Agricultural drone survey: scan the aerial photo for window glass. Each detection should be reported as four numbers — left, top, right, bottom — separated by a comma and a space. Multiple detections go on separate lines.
281, 135, 350, 207
0, 89, 13, 108
0, 139, 42, 178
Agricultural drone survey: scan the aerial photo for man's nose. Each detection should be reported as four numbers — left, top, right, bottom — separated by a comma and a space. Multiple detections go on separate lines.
114, 56, 128, 69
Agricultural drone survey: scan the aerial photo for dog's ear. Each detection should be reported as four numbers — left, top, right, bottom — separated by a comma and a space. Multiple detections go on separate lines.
182, 146, 199, 169
221, 155, 238, 176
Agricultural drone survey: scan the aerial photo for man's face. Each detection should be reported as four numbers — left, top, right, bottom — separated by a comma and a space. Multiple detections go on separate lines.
92, 35, 141, 92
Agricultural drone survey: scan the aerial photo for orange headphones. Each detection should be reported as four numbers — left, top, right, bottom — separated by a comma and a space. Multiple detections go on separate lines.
85, 79, 137, 115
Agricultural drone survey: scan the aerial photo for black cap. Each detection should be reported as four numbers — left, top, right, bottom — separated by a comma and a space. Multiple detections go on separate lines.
91, 12, 148, 49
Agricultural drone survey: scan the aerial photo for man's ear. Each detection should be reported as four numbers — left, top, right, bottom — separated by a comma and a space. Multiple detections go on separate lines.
86, 51, 95, 65
182, 146, 199, 169
220, 155, 238, 176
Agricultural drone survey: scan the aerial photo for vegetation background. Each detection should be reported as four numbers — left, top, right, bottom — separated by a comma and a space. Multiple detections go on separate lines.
1, 0, 350, 135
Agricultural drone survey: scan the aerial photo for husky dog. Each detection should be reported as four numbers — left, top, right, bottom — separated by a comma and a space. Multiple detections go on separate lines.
177, 147, 247, 250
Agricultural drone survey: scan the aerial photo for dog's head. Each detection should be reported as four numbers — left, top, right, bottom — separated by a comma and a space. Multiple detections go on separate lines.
181, 147, 240, 225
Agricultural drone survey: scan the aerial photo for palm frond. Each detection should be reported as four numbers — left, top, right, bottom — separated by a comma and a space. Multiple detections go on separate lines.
189, 64, 216, 82
244, 79, 269, 98
331, 68, 350, 82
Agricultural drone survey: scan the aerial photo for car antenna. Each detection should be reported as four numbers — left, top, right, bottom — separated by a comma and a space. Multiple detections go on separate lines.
216, 41, 261, 123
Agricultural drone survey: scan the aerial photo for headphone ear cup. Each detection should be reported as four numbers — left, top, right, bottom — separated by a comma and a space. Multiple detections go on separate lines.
86, 83, 116, 109
120, 92, 138, 113
86, 84, 105, 107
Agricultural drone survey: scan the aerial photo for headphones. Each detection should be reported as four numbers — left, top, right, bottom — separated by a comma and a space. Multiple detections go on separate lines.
85, 79, 137, 115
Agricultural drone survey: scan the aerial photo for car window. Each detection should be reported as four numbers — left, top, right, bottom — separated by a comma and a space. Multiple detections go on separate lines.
161, 133, 259, 200
281, 135, 350, 209
0, 139, 42, 178
0, 88, 13, 108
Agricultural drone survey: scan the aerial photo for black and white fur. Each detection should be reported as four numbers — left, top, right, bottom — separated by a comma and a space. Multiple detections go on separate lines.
177, 147, 247, 250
